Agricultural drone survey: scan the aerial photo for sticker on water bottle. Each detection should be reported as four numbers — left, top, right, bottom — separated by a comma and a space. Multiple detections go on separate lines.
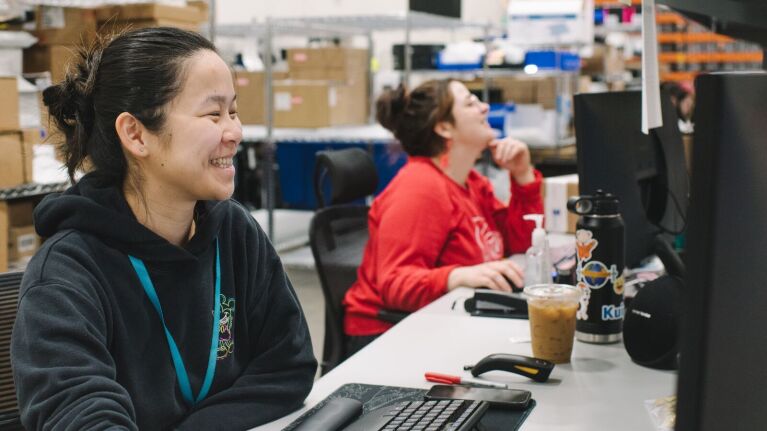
575, 230, 598, 261
602, 303, 625, 321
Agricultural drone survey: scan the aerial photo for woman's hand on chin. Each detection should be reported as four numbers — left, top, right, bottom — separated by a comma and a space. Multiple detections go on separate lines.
489, 137, 535, 184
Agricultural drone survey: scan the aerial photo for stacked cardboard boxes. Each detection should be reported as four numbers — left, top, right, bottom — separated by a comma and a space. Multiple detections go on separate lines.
24, 3, 209, 84
233, 70, 289, 125
23, 7, 98, 83
272, 81, 366, 128
0, 77, 32, 190
287, 47, 368, 83
465, 76, 558, 110
94, 2, 209, 33
272, 47, 369, 128
234, 71, 265, 125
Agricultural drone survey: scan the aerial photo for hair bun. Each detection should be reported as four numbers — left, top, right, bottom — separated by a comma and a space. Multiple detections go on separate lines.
376, 85, 408, 133
42, 41, 106, 182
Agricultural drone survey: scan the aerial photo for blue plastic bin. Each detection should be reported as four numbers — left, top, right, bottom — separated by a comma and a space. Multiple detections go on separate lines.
524, 51, 580, 71
275, 141, 407, 210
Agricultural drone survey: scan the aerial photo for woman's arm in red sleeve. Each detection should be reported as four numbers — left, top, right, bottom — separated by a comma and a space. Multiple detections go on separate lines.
481, 169, 544, 254
505, 169, 544, 253
374, 186, 459, 312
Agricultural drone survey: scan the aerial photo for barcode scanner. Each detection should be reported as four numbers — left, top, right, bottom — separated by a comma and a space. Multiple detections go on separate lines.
464, 353, 554, 383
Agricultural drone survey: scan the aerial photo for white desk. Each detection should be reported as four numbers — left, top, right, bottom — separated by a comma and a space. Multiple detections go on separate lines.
253, 287, 676, 430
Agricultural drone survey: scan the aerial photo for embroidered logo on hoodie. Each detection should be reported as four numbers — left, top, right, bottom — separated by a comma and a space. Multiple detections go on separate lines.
217, 294, 235, 360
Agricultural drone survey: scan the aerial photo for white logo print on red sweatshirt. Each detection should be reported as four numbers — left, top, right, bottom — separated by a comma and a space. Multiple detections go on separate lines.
472, 216, 503, 262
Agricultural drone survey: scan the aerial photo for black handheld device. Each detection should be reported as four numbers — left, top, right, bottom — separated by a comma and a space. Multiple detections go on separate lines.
465, 353, 554, 383
424, 385, 532, 410
463, 289, 528, 319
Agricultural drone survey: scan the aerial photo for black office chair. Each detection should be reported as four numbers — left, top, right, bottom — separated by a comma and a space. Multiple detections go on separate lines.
309, 148, 407, 375
309, 205, 370, 375
313, 147, 378, 209
0, 272, 25, 430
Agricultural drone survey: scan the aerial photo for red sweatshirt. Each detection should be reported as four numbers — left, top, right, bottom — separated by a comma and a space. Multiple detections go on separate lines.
343, 156, 543, 336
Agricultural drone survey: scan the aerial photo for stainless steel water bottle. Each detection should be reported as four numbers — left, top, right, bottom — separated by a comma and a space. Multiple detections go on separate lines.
567, 190, 625, 344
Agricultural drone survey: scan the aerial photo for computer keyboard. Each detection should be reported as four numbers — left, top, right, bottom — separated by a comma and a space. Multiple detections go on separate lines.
343, 399, 489, 431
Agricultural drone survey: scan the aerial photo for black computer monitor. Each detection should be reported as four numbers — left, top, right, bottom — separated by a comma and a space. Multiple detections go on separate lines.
676, 71, 767, 431
574, 91, 689, 267
409, 0, 461, 19
659, 0, 767, 47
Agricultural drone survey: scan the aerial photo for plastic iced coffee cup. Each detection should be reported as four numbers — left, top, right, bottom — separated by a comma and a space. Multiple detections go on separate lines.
524, 284, 581, 364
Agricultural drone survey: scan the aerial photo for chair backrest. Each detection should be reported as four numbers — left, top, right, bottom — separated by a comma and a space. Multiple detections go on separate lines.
308, 205, 370, 375
0, 272, 24, 430
314, 148, 378, 209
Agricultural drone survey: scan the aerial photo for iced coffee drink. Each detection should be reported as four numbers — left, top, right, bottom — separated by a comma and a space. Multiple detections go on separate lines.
524, 284, 581, 364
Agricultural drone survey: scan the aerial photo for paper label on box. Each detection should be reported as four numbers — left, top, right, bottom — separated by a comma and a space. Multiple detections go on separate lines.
328, 88, 337, 107
236, 77, 249, 86
274, 92, 291, 111
293, 52, 307, 63
40, 6, 66, 30
17, 234, 36, 253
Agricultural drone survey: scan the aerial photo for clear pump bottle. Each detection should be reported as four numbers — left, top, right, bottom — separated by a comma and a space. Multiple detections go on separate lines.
523, 214, 552, 286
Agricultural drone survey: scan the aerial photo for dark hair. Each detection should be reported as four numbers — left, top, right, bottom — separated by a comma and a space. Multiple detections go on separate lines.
376, 79, 455, 157
43, 27, 217, 184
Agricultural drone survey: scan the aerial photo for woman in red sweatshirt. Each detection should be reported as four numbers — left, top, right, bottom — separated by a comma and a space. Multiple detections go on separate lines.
343, 79, 544, 352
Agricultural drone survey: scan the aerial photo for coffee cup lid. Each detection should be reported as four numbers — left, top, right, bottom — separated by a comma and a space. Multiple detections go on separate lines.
523, 284, 581, 301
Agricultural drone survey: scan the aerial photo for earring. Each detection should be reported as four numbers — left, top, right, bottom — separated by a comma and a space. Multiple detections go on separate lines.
139, 148, 144, 153
439, 139, 452, 169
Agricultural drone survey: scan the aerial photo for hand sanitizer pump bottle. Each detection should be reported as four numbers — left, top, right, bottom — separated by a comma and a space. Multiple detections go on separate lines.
523, 214, 552, 286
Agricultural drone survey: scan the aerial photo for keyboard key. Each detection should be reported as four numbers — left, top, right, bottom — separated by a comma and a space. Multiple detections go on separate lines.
367, 399, 487, 430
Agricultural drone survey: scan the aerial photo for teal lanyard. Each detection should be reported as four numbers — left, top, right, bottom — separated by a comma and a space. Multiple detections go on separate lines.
128, 239, 221, 407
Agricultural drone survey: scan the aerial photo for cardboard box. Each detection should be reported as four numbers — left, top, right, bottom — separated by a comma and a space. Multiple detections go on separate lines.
500, 77, 536, 105
582, 44, 625, 80
543, 174, 579, 234
8, 200, 34, 227
23, 45, 77, 84
0, 132, 24, 189
21, 128, 42, 184
0, 202, 7, 272
535, 77, 557, 110
8, 225, 39, 262
273, 80, 367, 128
287, 48, 368, 83
92, 3, 209, 37
98, 19, 200, 34
0, 77, 20, 131
233, 71, 264, 125
473, 76, 558, 109
95, 3, 209, 24
33, 6, 98, 46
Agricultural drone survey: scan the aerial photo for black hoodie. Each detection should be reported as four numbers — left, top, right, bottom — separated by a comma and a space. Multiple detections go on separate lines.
11, 174, 317, 430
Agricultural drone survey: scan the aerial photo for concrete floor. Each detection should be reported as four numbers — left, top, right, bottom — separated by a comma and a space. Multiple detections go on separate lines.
284, 266, 324, 375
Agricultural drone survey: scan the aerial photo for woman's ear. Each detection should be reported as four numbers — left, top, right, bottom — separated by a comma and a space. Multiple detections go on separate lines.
434, 121, 453, 140
115, 112, 148, 159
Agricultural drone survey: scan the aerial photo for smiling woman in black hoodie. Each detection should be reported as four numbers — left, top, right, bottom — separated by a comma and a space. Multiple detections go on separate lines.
10, 27, 317, 430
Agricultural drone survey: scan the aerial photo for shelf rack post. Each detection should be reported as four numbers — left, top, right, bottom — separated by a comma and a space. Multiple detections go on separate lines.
263, 18, 276, 240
